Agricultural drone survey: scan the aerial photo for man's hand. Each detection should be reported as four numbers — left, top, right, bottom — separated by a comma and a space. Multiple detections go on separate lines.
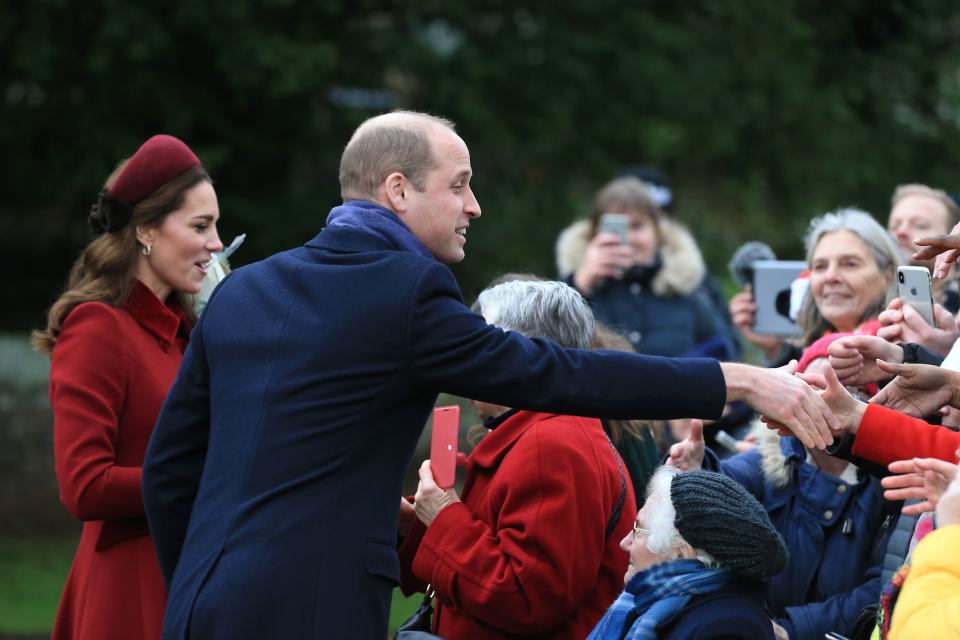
870, 360, 960, 418
882, 456, 960, 516
729, 287, 784, 360
667, 419, 705, 471
573, 233, 635, 295
877, 298, 958, 357
721, 361, 837, 449
413, 460, 461, 527
828, 334, 903, 387
914, 223, 960, 279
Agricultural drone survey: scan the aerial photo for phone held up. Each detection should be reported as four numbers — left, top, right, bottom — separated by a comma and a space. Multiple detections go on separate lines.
599, 213, 630, 244
430, 405, 460, 490
897, 266, 936, 328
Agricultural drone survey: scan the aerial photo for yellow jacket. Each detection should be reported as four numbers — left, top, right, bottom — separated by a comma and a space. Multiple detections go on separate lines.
891, 524, 960, 638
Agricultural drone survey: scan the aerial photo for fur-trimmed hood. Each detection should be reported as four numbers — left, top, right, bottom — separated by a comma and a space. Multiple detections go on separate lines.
555, 218, 706, 296
754, 422, 795, 489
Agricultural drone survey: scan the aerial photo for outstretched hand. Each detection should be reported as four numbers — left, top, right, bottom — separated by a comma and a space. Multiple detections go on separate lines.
828, 334, 903, 387
413, 460, 461, 527
731, 360, 838, 449
882, 456, 960, 516
667, 419, 705, 471
914, 223, 960, 279
870, 360, 958, 418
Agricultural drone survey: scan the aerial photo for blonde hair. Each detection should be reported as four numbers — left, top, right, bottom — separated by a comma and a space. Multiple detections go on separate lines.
892, 184, 960, 229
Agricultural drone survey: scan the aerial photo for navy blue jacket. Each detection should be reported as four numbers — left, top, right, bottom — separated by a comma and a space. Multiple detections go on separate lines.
142, 207, 726, 640
715, 437, 895, 640
658, 581, 775, 640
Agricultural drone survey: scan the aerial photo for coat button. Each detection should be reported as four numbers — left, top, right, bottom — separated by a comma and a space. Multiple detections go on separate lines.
823, 510, 834, 520
628, 331, 641, 344
837, 485, 847, 494
630, 283, 642, 295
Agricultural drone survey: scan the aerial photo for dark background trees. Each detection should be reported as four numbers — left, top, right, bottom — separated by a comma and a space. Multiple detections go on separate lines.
4, 1, 960, 329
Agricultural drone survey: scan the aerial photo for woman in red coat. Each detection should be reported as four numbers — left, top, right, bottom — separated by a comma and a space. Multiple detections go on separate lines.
398, 279, 636, 639
32, 135, 223, 640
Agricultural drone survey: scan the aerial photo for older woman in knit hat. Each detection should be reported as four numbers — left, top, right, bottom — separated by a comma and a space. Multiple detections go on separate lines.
589, 466, 787, 640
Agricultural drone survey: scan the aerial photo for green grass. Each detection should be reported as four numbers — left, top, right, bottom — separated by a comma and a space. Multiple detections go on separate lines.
0, 536, 73, 634
0, 535, 425, 636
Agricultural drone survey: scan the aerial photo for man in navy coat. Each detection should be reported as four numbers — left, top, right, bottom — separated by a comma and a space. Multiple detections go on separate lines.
143, 111, 836, 639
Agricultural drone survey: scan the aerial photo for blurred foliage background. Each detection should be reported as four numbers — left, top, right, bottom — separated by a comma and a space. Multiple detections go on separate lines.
5, 0, 960, 331
2, 2, 960, 633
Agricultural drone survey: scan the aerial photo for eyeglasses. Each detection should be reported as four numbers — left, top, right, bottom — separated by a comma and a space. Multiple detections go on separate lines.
632, 519, 652, 540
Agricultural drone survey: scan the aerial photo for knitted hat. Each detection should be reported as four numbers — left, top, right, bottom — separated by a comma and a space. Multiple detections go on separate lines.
670, 470, 787, 581
89, 134, 200, 234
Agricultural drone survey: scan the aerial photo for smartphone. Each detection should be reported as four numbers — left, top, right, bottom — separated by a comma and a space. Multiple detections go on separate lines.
898, 266, 936, 327
714, 430, 740, 453
430, 405, 460, 490
752, 260, 806, 336
599, 213, 630, 244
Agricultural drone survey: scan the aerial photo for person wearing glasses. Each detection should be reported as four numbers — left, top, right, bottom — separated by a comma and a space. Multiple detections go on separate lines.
589, 467, 787, 640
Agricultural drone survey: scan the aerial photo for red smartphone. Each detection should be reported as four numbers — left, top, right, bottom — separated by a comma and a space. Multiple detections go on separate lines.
430, 405, 460, 490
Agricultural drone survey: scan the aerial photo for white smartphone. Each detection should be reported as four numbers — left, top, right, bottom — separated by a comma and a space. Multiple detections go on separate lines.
897, 266, 936, 328
598, 213, 630, 244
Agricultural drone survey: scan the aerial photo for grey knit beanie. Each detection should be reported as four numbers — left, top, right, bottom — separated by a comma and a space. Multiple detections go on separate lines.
670, 470, 788, 581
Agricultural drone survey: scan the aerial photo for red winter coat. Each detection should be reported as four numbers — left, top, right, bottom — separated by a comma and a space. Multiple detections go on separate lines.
50, 281, 189, 640
399, 410, 636, 639
853, 403, 960, 466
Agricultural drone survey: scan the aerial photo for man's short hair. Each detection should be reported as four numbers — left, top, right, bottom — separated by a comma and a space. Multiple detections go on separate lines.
339, 111, 456, 201
892, 183, 960, 229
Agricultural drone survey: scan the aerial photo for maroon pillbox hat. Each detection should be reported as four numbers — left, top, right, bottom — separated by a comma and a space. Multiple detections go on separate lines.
88, 134, 201, 234
110, 134, 200, 206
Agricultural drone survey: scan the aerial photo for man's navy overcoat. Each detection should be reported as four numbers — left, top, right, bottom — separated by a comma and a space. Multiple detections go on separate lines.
143, 208, 725, 639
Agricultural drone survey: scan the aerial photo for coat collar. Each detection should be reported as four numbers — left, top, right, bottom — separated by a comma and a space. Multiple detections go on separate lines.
125, 279, 190, 350
468, 410, 560, 471
304, 200, 435, 259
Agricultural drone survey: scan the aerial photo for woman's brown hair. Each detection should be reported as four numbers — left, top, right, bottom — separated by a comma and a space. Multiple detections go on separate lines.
32, 164, 210, 355
588, 176, 663, 241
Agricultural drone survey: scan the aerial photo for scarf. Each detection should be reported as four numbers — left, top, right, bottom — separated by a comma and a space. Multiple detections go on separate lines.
326, 200, 434, 259
588, 559, 731, 640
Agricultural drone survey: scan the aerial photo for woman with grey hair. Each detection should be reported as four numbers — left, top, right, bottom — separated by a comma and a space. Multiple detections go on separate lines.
589, 466, 787, 639
397, 279, 638, 639
731, 207, 905, 362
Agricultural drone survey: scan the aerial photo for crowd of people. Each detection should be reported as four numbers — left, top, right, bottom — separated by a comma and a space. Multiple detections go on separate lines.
33, 111, 960, 639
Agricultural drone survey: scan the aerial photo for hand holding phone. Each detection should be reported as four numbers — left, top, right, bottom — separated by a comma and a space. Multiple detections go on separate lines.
430, 406, 460, 490
898, 266, 936, 328
598, 213, 630, 244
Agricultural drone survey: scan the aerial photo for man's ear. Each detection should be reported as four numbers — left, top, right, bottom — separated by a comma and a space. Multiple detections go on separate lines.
383, 172, 408, 214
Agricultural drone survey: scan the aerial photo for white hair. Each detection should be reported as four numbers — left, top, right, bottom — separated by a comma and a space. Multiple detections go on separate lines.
476, 280, 595, 349
644, 466, 718, 567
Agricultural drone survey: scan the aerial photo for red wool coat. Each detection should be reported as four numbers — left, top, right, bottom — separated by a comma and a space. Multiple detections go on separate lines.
50, 281, 189, 640
853, 403, 960, 466
399, 410, 636, 639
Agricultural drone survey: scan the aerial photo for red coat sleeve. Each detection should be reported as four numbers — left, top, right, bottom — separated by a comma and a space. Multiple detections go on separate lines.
50, 304, 143, 520
411, 423, 614, 635
853, 403, 960, 466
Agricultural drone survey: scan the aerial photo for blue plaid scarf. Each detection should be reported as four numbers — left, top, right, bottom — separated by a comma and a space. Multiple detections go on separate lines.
326, 200, 434, 259
588, 559, 731, 640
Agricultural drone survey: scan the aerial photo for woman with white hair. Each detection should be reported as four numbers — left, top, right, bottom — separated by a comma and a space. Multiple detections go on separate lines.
397, 279, 637, 639
589, 466, 787, 639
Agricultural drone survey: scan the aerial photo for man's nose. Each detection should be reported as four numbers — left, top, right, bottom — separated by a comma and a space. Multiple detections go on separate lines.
465, 188, 481, 218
